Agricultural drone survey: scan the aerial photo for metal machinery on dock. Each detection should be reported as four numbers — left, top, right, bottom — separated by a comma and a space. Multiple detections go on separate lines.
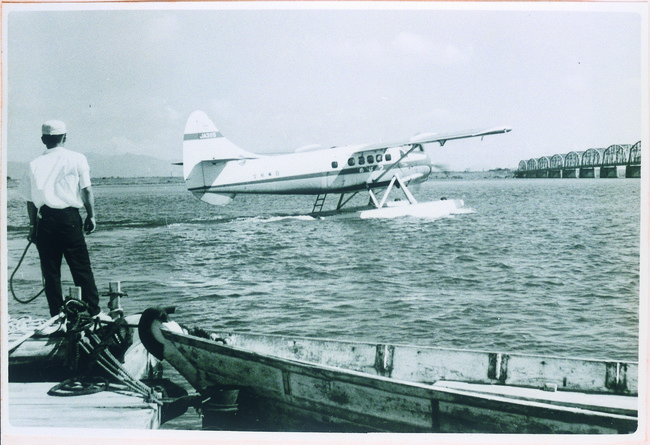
7, 283, 190, 429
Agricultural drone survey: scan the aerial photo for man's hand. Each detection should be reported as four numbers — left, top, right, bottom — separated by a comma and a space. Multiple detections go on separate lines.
26, 201, 38, 243
27, 225, 36, 243
84, 216, 97, 235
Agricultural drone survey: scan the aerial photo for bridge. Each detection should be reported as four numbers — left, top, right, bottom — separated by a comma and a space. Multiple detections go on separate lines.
515, 141, 641, 178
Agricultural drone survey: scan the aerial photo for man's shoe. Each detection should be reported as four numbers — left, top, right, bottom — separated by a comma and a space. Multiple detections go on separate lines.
37, 322, 66, 336
92, 311, 113, 323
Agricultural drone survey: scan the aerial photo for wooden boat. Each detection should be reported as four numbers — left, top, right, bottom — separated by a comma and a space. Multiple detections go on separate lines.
138, 307, 638, 433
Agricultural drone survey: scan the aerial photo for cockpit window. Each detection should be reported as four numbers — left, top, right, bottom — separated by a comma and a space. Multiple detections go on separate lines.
358, 156, 365, 165
367, 155, 374, 164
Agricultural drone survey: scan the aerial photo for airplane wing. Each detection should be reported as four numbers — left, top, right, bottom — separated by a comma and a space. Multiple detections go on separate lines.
409, 126, 512, 146
363, 125, 511, 184
360, 126, 512, 152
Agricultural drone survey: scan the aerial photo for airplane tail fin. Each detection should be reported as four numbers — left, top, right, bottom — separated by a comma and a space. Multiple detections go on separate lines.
183, 110, 257, 179
182, 110, 258, 205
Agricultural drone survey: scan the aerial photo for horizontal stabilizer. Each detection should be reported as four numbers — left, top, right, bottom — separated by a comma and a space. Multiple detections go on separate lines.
192, 191, 234, 206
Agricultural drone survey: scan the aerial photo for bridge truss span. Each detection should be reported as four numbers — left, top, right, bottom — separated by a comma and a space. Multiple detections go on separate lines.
515, 141, 641, 178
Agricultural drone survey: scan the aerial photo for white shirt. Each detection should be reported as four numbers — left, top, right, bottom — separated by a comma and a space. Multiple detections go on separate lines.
22, 147, 92, 209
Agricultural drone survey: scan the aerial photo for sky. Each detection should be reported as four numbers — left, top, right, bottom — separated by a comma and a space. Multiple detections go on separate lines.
3, 2, 647, 172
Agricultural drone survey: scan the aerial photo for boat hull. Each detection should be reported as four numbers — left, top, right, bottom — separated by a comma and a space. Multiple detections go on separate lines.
139, 308, 638, 433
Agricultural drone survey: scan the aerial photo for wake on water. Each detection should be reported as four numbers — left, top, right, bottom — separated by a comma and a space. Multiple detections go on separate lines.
104, 202, 476, 229
6, 197, 474, 235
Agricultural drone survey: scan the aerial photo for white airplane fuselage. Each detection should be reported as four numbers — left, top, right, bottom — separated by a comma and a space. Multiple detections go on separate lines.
186, 144, 432, 196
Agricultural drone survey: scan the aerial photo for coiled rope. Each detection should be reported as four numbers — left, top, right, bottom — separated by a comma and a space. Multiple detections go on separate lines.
47, 377, 110, 397
8, 316, 48, 336
10, 241, 45, 304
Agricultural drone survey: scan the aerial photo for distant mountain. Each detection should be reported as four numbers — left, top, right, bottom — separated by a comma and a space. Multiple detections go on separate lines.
6, 153, 182, 179
6, 162, 27, 181
85, 153, 181, 178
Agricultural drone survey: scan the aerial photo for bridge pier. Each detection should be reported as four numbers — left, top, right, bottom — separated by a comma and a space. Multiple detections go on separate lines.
600, 166, 618, 178
579, 167, 597, 178
626, 165, 641, 178
562, 168, 578, 178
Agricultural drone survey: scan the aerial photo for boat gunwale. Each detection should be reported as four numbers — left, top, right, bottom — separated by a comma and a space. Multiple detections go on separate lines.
199, 329, 640, 366
162, 328, 639, 395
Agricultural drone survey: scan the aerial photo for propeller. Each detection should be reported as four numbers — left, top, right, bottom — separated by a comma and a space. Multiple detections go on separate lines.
431, 163, 449, 172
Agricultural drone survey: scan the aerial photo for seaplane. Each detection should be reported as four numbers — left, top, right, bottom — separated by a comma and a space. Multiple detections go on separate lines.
181, 110, 511, 218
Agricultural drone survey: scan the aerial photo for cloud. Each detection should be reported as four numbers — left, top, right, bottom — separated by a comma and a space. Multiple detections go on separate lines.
562, 73, 590, 93
164, 104, 183, 124
392, 32, 432, 56
146, 15, 180, 43
316, 31, 471, 69
390, 32, 472, 66
209, 99, 236, 121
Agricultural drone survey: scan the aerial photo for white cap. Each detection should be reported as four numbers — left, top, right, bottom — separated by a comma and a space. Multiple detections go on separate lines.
42, 120, 66, 135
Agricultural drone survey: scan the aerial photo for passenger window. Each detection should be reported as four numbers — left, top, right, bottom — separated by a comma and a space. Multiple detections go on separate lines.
331, 161, 338, 169
376, 154, 382, 163
367, 155, 374, 164
348, 158, 355, 166
358, 156, 365, 165
385, 154, 392, 161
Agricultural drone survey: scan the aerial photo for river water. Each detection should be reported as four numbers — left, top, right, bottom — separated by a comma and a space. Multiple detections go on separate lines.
5, 177, 641, 429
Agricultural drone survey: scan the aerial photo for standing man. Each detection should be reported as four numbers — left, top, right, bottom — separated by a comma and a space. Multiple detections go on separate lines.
23, 120, 102, 317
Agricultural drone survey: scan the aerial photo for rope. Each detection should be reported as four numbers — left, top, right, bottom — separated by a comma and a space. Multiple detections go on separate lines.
8, 314, 65, 352
8, 316, 48, 335
47, 377, 109, 397
10, 241, 45, 304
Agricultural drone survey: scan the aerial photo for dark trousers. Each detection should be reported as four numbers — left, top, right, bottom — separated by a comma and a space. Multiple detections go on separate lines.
35, 206, 100, 316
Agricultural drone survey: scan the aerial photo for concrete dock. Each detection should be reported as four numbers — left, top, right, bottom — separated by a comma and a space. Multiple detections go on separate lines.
7, 381, 161, 430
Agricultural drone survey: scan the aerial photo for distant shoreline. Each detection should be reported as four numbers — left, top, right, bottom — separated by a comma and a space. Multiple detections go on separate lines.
94, 169, 516, 184
88, 170, 516, 186
5, 169, 516, 188
91, 176, 185, 186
